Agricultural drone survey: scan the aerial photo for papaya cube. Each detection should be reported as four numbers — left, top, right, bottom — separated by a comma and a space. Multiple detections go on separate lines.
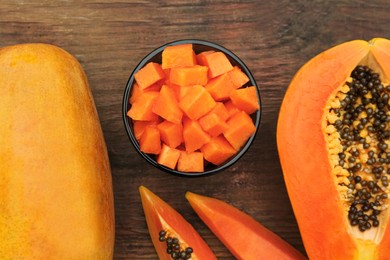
157, 120, 183, 149
133, 120, 159, 141
196, 50, 215, 66
139, 125, 161, 154
179, 85, 216, 120
177, 151, 204, 172
199, 112, 229, 137
224, 100, 240, 119
162, 44, 196, 69
157, 144, 181, 169
230, 86, 260, 114
224, 111, 256, 150
130, 82, 162, 104
198, 51, 233, 78
201, 135, 236, 165
134, 62, 165, 90
152, 85, 183, 124
210, 102, 229, 121
227, 66, 250, 89
183, 117, 211, 152
127, 91, 159, 121
206, 72, 236, 101
170, 65, 208, 87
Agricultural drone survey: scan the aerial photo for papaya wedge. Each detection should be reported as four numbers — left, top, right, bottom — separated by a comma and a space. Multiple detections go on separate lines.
186, 192, 306, 260
139, 186, 216, 260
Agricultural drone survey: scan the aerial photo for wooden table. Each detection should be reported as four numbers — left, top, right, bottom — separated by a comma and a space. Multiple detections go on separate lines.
1, 1, 389, 259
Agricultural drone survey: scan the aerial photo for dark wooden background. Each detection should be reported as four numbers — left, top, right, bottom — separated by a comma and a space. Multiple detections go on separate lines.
1, 1, 389, 259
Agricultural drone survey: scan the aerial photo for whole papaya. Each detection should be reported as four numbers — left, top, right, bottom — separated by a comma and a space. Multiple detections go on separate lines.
0, 44, 114, 259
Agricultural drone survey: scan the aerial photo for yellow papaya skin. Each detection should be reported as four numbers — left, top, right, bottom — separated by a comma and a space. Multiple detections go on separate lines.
0, 44, 115, 259
277, 38, 390, 260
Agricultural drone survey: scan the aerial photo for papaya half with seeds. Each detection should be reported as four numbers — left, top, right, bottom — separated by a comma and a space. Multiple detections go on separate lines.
186, 192, 307, 260
139, 186, 216, 259
277, 38, 390, 259
0, 44, 114, 258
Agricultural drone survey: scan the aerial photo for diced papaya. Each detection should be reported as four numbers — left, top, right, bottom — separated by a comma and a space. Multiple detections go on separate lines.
156, 144, 181, 169
201, 135, 236, 165
177, 151, 204, 172
205, 72, 236, 101
210, 102, 229, 121
170, 65, 208, 86
230, 86, 260, 114
157, 120, 183, 148
134, 62, 165, 90
196, 51, 215, 66
162, 44, 196, 69
199, 112, 229, 137
227, 66, 250, 88
183, 117, 211, 152
139, 125, 161, 154
224, 111, 256, 150
197, 51, 233, 78
178, 85, 192, 100
224, 100, 241, 119
130, 82, 162, 104
152, 85, 183, 124
179, 85, 216, 120
133, 120, 160, 141
127, 91, 159, 121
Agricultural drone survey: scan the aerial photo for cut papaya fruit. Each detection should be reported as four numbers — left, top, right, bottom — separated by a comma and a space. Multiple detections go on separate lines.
152, 85, 183, 124
197, 51, 233, 78
230, 86, 260, 114
186, 192, 306, 260
170, 65, 208, 87
156, 144, 181, 170
201, 135, 236, 165
183, 117, 211, 153
139, 186, 216, 259
134, 62, 165, 90
205, 72, 236, 101
277, 38, 390, 259
227, 66, 250, 88
157, 120, 183, 149
177, 151, 204, 173
179, 85, 216, 120
224, 111, 256, 150
162, 43, 196, 69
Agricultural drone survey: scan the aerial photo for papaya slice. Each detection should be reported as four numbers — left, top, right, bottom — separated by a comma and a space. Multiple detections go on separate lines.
139, 186, 216, 260
277, 38, 390, 259
186, 192, 306, 260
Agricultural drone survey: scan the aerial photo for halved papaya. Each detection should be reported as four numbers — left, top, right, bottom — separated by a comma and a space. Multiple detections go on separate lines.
186, 192, 306, 260
139, 186, 216, 260
277, 38, 390, 259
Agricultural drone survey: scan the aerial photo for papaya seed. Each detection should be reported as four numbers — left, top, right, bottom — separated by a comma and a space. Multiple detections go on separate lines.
325, 65, 389, 232
158, 229, 193, 259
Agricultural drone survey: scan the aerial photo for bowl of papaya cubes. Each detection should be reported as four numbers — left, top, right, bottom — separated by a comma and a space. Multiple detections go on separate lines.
123, 39, 261, 176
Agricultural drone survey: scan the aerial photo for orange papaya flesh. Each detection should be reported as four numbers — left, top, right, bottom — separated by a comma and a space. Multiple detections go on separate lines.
277, 38, 390, 259
139, 186, 216, 260
186, 192, 306, 260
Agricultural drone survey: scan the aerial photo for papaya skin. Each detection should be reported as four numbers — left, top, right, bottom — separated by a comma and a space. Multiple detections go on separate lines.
0, 44, 114, 259
277, 39, 390, 260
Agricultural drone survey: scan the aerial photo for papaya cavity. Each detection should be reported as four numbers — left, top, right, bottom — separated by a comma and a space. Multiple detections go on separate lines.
324, 54, 389, 243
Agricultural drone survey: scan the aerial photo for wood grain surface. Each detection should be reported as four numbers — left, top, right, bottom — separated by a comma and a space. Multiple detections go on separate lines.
1, 1, 390, 259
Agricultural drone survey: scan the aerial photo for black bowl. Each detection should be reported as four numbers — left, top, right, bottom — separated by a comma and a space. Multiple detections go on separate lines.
122, 39, 261, 177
